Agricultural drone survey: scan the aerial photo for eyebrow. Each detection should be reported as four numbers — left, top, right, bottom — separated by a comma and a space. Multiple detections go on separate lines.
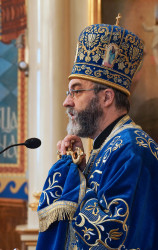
69, 83, 82, 89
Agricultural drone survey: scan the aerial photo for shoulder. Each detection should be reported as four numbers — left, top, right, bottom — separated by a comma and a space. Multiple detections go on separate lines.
100, 126, 158, 160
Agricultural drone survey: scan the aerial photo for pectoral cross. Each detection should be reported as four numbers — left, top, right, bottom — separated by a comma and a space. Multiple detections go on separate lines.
116, 13, 122, 26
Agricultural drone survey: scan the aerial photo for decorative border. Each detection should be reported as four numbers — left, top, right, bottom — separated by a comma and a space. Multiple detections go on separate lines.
0, 47, 27, 175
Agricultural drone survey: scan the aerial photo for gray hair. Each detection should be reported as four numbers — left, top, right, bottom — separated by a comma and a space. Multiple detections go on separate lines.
92, 82, 130, 113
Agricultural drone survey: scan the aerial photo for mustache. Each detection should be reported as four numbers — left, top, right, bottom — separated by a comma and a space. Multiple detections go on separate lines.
66, 108, 78, 118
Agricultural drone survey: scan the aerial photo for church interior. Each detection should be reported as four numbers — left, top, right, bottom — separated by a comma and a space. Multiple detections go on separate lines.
0, 0, 158, 249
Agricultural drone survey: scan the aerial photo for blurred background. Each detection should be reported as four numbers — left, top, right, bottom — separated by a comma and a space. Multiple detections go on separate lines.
0, 0, 157, 249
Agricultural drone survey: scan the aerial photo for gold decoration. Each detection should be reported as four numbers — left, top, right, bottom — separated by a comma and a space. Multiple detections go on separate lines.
135, 130, 158, 160
57, 147, 86, 165
115, 13, 122, 26
29, 191, 41, 211
29, 147, 86, 212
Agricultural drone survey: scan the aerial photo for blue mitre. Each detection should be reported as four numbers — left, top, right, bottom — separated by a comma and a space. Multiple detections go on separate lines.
69, 23, 144, 96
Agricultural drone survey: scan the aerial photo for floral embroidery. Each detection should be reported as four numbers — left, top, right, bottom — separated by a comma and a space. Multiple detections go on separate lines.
86, 202, 100, 216
74, 196, 129, 249
82, 227, 96, 240
107, 228, 123, 241
102, 136, 123, 164
39, 172, 63, 206
135, 130, 158, 160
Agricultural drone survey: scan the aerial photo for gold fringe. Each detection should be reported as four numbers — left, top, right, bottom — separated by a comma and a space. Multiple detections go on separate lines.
38, 170, 87, 232
38, 205, 77, 232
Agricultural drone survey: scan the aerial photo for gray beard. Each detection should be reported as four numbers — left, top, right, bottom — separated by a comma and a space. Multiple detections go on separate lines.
66, 95, 103, 137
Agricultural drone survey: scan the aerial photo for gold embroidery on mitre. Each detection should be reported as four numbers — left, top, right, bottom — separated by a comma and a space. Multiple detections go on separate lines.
69, 23, 144, 96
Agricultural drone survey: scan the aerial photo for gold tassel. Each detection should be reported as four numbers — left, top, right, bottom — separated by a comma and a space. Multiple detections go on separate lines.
38, 206, 77, 232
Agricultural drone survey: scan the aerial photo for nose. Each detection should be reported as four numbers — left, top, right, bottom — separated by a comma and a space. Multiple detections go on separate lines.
63, 95, 75, 107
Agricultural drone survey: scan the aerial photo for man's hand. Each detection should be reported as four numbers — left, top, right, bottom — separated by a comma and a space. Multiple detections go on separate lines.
57, 135, 86, 172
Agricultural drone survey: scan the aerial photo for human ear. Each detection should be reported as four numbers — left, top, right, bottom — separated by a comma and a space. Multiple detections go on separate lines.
103, 88, 115, 107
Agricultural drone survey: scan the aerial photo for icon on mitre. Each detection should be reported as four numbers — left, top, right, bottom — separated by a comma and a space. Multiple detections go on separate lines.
102, 43, 119, 68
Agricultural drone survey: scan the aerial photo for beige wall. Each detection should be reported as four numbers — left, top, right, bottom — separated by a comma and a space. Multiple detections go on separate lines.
27, 0, 88, 229
70, 0, 89, 68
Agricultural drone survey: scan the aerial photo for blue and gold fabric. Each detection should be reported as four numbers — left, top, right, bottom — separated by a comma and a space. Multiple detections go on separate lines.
69, 24, 144, 96
37, 115, 158, 249
36, 155, 86, 250
71, 115, 158, 249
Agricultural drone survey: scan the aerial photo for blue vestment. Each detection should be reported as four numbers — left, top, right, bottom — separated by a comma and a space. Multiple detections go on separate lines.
37, 115, 158, 249
36, 155, 86, 249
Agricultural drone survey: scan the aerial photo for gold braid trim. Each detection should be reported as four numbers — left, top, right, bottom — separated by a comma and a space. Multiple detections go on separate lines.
68, 74, 130, 96
38, 201, 78, 232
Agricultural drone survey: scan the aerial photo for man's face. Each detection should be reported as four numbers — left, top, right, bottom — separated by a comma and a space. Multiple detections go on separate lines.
63, 79, 104, 138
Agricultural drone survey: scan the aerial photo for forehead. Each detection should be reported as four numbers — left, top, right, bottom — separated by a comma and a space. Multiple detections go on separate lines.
69, 79, 94, 89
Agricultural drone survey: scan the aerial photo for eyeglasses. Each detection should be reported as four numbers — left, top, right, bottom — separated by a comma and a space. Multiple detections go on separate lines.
66, 88, 105, 98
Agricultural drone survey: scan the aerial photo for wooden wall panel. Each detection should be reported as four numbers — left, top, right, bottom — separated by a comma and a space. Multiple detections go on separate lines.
0, 198, 27, 250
